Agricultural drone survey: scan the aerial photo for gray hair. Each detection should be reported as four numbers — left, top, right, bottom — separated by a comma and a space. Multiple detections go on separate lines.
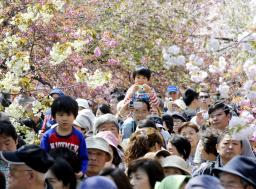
93, 113, 119, 134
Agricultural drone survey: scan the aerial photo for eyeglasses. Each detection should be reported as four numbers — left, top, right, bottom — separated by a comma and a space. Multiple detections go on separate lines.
199, 95, 209, 99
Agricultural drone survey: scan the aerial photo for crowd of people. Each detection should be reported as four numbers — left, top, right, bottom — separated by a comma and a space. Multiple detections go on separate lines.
0, 66, 256, 189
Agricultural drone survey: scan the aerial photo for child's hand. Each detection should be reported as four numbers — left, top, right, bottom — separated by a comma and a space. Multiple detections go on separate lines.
143, 84, 152, 94
196, 111, 206, 126
130, 84, 140, 94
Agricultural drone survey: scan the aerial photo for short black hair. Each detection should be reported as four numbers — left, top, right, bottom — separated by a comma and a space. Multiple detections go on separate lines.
162, 114, 174, 131
127, 158, 164, 188
134, 99, 150, 111
99, 167, 132, 189
51, 96, 78, 119
97, 103, 112, 114
137, 119, 157, 130
48, 158, 77, 189
0, 171, 5, 189
208, 101, 230, 115
49, 147, 81, 173
168, 134, 191, 160
183, 88, 199, 106
110, 88, 126, 102
0, 120, 18, 141
171, 114, 187, 122
148, 116, 163, 125
132, 66, 151, 80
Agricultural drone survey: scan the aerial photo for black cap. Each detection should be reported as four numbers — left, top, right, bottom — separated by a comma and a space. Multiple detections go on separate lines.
213, 156, 256, 187
0, 144, 54, 173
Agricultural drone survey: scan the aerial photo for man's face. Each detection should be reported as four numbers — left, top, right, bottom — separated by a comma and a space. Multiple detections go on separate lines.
132, 102, 150, 121
0, 135, 17, 151
8, 164, 33, 189
209, 109, 231, 130
45, 169, 66, 189
172, 118, 184, 133
54, 112, 75, 129
168, 92, 178, 101
110, 97, 118, 115
199, 92, 211, 107
217, 135, 242, 163
87, 149, 110, 176
219, 172, 246, 189
98, 122, 119, 139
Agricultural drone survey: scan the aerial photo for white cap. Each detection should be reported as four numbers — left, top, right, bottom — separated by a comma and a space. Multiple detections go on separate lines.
86, 136, 113, 162
161, 155, 191, 175
76, 98, 89, 109
73, 109, 95, 131
174, 99, 187, 110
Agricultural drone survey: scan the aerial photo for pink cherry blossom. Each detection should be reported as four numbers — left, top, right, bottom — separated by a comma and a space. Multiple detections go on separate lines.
94, 47, 102, 57
107, 58, 119, 65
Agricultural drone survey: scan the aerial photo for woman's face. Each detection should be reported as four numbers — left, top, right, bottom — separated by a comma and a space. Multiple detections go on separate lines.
130, 168, 151, 189
173, 118, 183, 133
164, 167, 184, 177
180, 127, 199, 148
45, 170, 69, 189
167, 142, 181, 157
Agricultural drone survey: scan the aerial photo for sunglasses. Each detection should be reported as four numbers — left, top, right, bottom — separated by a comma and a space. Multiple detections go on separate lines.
199, 95, 209, 99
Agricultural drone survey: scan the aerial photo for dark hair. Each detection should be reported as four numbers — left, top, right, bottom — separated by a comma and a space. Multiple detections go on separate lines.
137, 119, 157, 130
51, 96, 78, 119
127, 158, 164, 188
0, 92, 11, 107
183, 88, 199, 106
148, 116, 163, 125
17, 136, 26, 149
49, 147, 81, 173
134, 99, 150, 111
99, 167, 132, 189
168, 135, 191, 160
178, 122, 199, 134
110, 88, 126, 102
97, 104, 112, 114
0, 171, 6, 189
48, 158, 77, 189
110, 146, 123, 167
162, 114, 174, 132
171, 114, 187, 122
208, 101, 230, 115
201, 128, 219, 156
132, 66, 151, 80
0, 120, 18, 141
19, 117, 43, 133
216, 131, 242, 146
